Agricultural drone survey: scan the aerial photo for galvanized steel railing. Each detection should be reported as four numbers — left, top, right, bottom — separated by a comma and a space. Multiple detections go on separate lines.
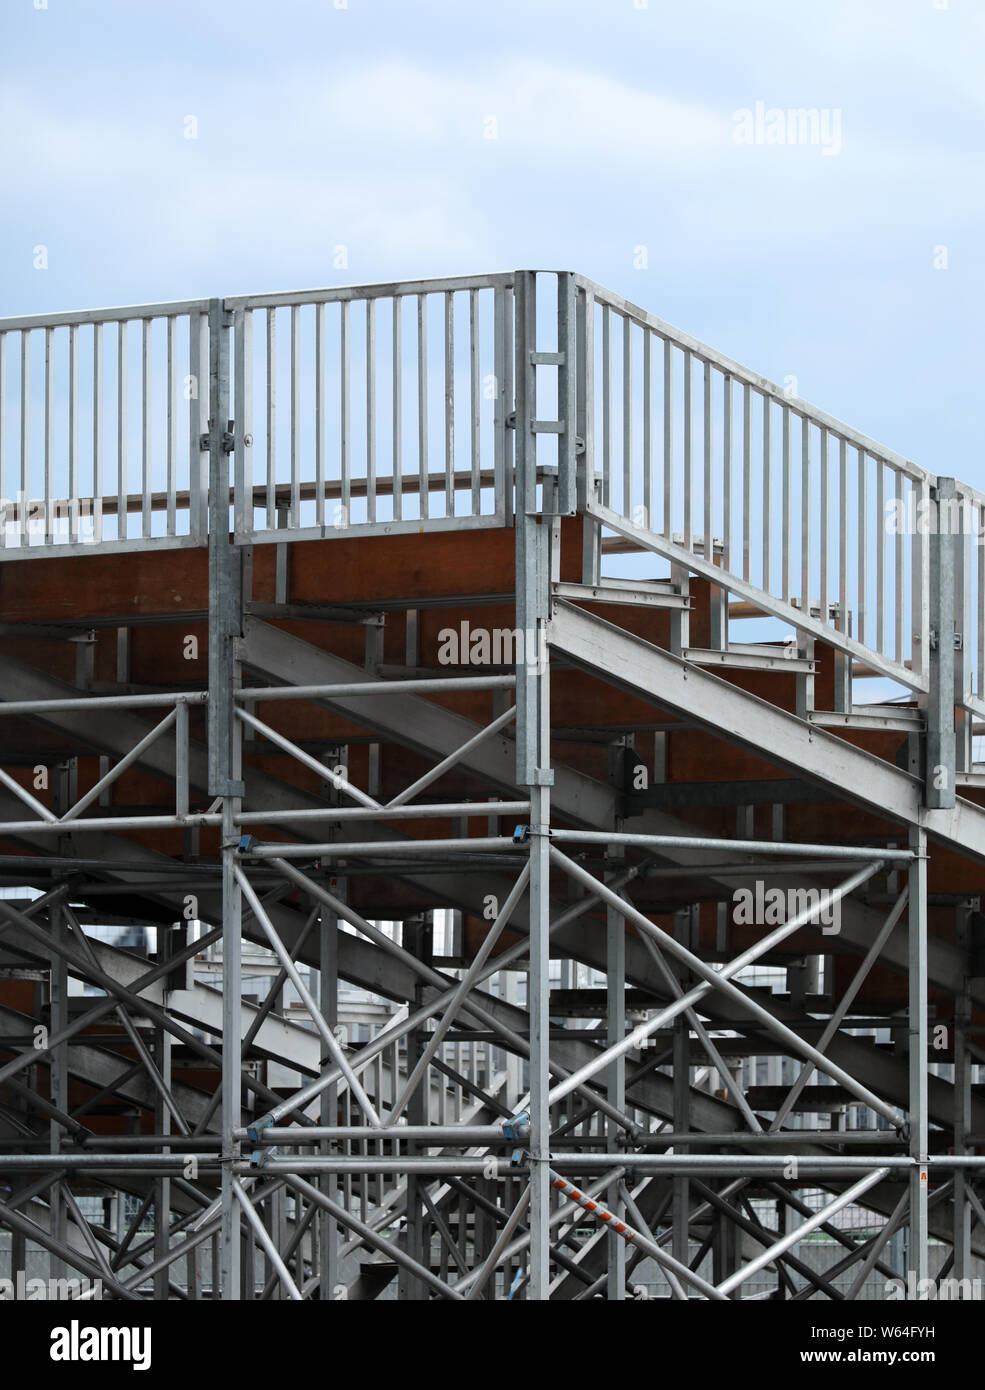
4, 269, 976, 717
952, 480, 985, 722
225, 274, 515, 541
0, 274, 516, 557
0, 299, 210, 554
570, 273, 936, 697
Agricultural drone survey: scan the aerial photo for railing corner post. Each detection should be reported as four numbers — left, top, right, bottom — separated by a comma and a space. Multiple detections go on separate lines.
926, 475, 956, 809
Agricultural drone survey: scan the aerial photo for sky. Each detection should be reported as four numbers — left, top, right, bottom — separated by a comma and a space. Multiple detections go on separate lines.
1, 0, 983, 485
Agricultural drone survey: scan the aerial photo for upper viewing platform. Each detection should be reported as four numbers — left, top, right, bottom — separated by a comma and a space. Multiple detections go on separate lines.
0, 270, 979, 733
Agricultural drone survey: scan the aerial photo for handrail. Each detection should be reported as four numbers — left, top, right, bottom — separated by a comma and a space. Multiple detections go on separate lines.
569, 272, 936, 699
573, 274, 933, 486
2, 269, 978, 732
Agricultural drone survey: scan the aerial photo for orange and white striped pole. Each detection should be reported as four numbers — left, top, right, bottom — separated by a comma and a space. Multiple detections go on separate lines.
547, 1169, 726, 1300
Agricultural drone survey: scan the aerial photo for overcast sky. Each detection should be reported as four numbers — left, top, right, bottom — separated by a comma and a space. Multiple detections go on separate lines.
2, 0, 982, 483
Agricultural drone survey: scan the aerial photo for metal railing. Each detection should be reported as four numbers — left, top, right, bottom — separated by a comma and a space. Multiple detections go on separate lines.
0, 274, 516, 557
226, 274, 515, 542
952, 480, 985, 723
0, 299, 210, 554
571, 273, 936, 697
4, 268, 976, 727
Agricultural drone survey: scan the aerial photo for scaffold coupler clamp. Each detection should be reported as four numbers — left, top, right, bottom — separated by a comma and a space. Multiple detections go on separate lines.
502, 1112, 530, 1143
246, 1115, 274, 1145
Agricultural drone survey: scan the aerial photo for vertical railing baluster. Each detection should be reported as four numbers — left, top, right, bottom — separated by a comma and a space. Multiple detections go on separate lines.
857, 448, 867, 651
504, 285, 514, 523
340, 300, 351, 528
959, 490, 972, 709
141, 319, 152, 540
972, 500, 978, 700
264, 308, 276, 529
493, 287, 508, 523
742, 383, 751, 582
366, 298, 376, 524
117, 321, 127, 543
181, 319, 195, 542
683, 348, 693, 550
642, 329, 651, 531
417, 293, 428, 521
557, 273, 577, 517
801, 417, 810, 616
93, 322, 103, 543
662, 338, 673, 540
855, 453, 866, 653
166, 317, 177, 538
703, 360, 713, 565
762, 395, 772, 592
68, 323, 78, 543
0, 332, 6, 549
313, 302, 325, 529
290, 304, 301, 527
723, 372, 732, 576
876, 461, 885, 657
393, 297, 403, 522
781, 404, 791, 603
818, 427, 828, 629
233, 307, 253, 544
894, 469, 904, 663
623, 314, 632, 521
469, 288, 480, 517
601, 305, 611, 508
838, 438, 848, 636
912, 475, 929, 681
44, 326, 54, 545
188, 313, 206, 542
444, 290, 454, 517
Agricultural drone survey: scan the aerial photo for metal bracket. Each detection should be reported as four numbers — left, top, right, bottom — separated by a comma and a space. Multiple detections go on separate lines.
246, 1116, 273, 1145
200, 418, 237, 453
502, 1112, 530, 1142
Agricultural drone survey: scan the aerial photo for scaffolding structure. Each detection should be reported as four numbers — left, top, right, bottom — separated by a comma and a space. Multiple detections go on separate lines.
0, 270, 983, 1299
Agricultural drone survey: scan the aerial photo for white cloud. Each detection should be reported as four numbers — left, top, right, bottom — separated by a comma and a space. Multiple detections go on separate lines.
2, 49, 983, 291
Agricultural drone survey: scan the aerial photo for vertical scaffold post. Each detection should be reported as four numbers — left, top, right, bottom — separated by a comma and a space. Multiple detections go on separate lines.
606, 839, 626, 1300
318, 892, 340, 1300
207, 296, 246, 1300
48, 901, 67, 1283
908, 824, 929, 1292
514, 270, 554, 1299
953, 901, 972, 1282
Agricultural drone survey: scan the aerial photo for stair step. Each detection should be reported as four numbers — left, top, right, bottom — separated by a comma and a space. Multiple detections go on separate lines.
553, 579, 689, 610
682, 645, 815, 673
810, 708, 924, 733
